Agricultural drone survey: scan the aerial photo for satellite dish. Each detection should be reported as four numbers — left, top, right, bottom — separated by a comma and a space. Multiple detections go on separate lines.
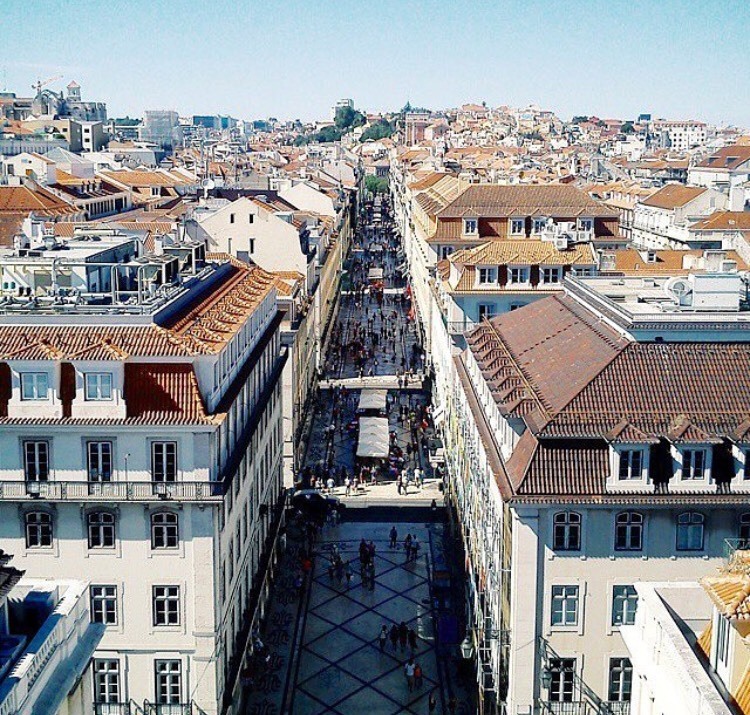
201, 178, 215, 189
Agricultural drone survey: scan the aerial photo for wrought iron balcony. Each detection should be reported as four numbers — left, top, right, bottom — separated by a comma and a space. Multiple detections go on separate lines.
538, 702, 590, 715
93, 704, 134, 715
0, 480, 225, 502
143, 703, 195, 715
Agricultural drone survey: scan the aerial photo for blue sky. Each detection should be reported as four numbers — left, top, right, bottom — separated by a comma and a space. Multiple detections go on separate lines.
3, 0, 749, 125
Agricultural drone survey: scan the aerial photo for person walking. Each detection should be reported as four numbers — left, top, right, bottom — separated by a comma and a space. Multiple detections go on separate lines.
412, 535, 420, 562
408, 627, 418, 653
378, 625, 388, 651
404, 534, 412, 561
414, 661, 423, 689
428, 690, 437, 713
389, 525, 398, 549
389, 624, 399, 651
398, 621, 408, 652
404, 658, 416, 692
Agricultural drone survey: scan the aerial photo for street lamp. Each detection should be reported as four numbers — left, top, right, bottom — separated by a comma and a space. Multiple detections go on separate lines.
460, 635, 474, 660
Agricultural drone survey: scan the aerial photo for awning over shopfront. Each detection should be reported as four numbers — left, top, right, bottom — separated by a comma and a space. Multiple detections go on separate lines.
358, 389, 388, 414
368, 268, 384, 282
356, 417, 390, 458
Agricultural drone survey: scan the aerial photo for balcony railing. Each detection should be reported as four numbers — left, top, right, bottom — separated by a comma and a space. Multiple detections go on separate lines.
0, 480, 226, 502
143, 703, 194, 715
94, 704, 135, 715
538, 700, 630, 715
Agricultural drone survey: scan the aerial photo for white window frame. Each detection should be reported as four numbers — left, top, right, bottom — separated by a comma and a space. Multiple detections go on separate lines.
477, 267, 497, 285
680, 447, 708, 481
21, 372, 49, 401
676, 511, 705, 551
93, 658, 121, 704
151, 511, 179, 550
552, 511, 582, 552
151, 441, 178, 482
541, 266, 563, 284
578, 217, 594, 233
608, 657, 633, 702
533, 217, 548, 234
463, 218, 478, 236
547, 657, 577, 702
611, 585, 638, 627
508, 266, 530, 285
84, 372, 113, 401
90, 584, 118, 625
618, 448, 644, 480
87, 511, 116, 549
155, 659, 182, 705
24, 440, 50, 482
87, 441, 113, 482
550, 585, 580, 628
478, 303, 497, 321
614, 511, 644, 552
152, 585, 181, 626
25, 510, 53, 549
510, 217, 525, 235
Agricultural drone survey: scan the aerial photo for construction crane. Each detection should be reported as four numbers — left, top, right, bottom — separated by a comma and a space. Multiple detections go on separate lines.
31, 75, 63, 95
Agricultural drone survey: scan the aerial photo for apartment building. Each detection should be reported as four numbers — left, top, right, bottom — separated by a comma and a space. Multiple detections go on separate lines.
688, 145, 750, 208
0, 227, 287, 715
444, 270, 750, 715
631, 183, 726, 249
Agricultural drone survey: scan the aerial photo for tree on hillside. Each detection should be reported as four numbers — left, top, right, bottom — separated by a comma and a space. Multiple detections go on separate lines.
572, 116, 589, 124
621, 121, 635, 134
361, 119, 395, 142
334, 105, 366, 131
365, 175, 389, 194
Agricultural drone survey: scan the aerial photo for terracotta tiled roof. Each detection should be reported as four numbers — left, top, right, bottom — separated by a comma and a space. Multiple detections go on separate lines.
124, 363, 215, 424
701, 572, 750, 619
408, 172, 451, 191
691, 211, 750, 232
100, 169, 192, 188
0, 186, 78, 216
0, 264, 276, 359
640, 184, 706, 209
451, 240, 596, 267
436, 184, 615, 219
605, 248, 748, 275
695, 145, 750, 170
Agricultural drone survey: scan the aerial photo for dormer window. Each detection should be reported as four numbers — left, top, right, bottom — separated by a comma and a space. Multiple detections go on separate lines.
463, 218, 478, 235
477, 267, 497, 285
578, 218, 593, 233
618, 449, 644, 480
541, 267, 562, 285
533, 217, 547, 234
508, 266, 530, 284
681, 448, 706, 480
85, 373, 113, 401
510, 218, 525, 235
150, 187, 160, 197
21, 372, 49, 401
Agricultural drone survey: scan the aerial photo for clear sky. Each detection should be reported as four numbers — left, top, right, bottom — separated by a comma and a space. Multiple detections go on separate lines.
3, 0, 749, 126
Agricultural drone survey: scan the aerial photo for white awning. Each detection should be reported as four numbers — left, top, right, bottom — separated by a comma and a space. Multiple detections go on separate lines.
368, 268, 384, 281
357, 417, 390, 458
358, 389, 387, 413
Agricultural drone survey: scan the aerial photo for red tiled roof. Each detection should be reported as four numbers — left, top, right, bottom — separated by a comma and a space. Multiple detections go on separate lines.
640, 184, 706, 209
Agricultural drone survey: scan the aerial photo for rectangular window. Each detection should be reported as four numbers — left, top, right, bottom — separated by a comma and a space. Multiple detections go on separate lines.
24, 441, 49, 481
618, 449, 643, 480
21, 372, 49, 400
608, 658, 632, 702
548, 658, 576, 702
509, 267, 529, 284
682, 449, 706, 480
155, 660, 182, 705
579, 218, 594, 233
510, 218, 524, 235
90, 585, 118, 625
551, 585, 579, 626
93, 659, 121, 704
249, 238, 255, 253
152, 442, 177, 482
85, 373, 113, 401
615, 512, 643, 551
25, 512, 53, 548
676, 512, 705, 551
463, 218, 478, 235
612, 585, 638, 626
533, 218, 548, 234
541, 267, 562, 284
478, 303, 497, 320
478, 267, 497, 284
249, 214, 254, 224
229, 213, 235, 224
87, 441, 113, 481
152, 585, 180, 626
744, 450, 750, 480
553, 512, 581, 551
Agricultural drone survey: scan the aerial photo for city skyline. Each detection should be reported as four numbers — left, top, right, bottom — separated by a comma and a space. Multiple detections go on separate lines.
3, 0, 750, 126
